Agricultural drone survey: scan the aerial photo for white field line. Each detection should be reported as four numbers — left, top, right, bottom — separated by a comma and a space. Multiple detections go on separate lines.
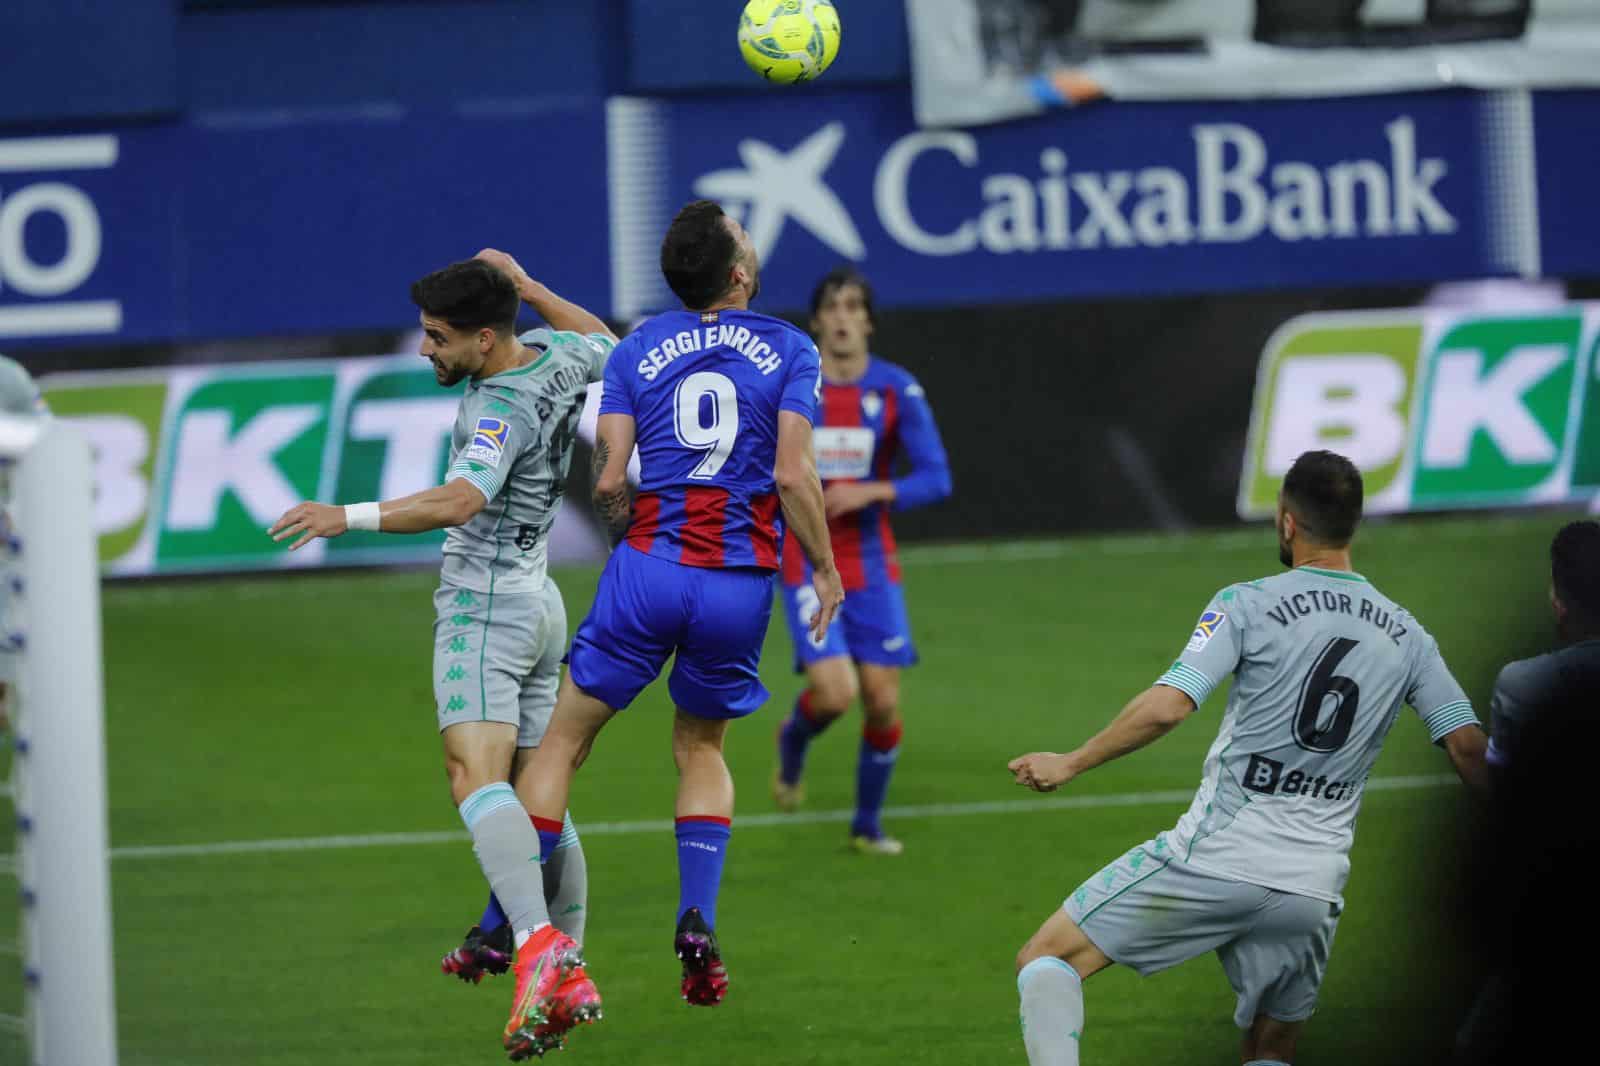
101, 515, 1547, 604
108, 774, 1457, 862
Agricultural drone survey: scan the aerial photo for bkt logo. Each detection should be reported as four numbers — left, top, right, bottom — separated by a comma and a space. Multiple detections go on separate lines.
690, 116, 1454, 263
1240, 306, 1600, 518
0, 134, 121, 340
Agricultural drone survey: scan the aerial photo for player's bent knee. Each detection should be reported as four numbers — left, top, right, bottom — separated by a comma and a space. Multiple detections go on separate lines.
672, 711, 730, 762
1016, 910, 1112, 979
809, 679, 856, 716
441, 722, 516, 803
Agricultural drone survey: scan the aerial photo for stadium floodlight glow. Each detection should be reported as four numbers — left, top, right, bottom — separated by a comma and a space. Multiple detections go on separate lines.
2, 416, 117, 1066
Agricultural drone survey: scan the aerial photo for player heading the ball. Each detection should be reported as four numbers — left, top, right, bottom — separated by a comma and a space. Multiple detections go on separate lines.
511, 200, 842, 1040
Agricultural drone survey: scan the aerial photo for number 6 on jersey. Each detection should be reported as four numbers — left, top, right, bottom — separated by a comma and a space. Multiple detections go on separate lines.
674, 371, 740, 480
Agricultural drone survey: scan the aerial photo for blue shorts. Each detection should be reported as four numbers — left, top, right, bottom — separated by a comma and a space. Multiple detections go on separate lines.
568, 544, 776, 719
779, 578, 918, 672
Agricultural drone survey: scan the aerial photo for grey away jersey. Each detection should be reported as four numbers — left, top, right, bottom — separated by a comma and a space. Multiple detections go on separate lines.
439, 329, 612, 594
1152, 566, 1479, 904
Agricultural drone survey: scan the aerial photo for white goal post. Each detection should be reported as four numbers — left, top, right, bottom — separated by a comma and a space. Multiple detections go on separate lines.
2, 415, 117, 1066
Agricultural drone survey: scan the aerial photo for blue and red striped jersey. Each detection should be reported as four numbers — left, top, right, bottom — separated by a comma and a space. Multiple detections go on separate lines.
781, 355, 952, 591
601, 309, 821, 571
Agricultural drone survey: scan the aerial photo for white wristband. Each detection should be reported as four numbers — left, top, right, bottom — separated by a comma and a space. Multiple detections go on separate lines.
344, 501, 381, 532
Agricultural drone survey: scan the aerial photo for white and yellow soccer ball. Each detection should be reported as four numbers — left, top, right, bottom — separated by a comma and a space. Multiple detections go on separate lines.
738, 0, 842, 85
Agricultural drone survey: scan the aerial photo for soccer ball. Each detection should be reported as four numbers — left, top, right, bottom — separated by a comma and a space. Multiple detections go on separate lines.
738, 0, 842, 85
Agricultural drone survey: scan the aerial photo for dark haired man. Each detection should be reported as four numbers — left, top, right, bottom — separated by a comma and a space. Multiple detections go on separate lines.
514, 200, 841, 1033
1458, 520, 1600, 1063
1484, 519, 1600, 772
1007, 449, 1487, 1066
772, 267, 952, 854
268, 252, 616, 1060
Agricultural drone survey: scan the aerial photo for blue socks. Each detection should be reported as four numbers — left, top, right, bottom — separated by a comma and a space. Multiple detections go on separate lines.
478, 892, 508, 931
532, 815, 563, 861
852, 720, 902, 839
777, 690, 837, 785
675, 816, 732, 929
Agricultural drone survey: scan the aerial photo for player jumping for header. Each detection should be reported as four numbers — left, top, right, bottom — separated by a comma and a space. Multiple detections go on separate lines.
501, 200, 842, 1051
268, 254, 615, 1060
1008, 450, 1488, 1066
772, 267, 952, 854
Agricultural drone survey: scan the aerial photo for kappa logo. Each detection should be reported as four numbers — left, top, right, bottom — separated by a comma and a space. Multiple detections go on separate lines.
694, 122, 866, 263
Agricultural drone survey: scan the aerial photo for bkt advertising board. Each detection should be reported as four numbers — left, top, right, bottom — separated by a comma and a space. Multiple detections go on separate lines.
1240, 305, 1600, 518
43, 357, 465, 574
0, 104, 610, 349
41, 355, 618, 577
608, 89, 1549, 317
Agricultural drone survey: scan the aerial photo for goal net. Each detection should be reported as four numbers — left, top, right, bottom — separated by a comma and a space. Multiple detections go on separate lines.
1, 415, 117, 1066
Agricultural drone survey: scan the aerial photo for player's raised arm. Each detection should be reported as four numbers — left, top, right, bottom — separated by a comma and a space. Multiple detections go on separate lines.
267, 478, 487, 550
776, 410, 843, 642
591, 413, 636, 548
475, 248, 617, 344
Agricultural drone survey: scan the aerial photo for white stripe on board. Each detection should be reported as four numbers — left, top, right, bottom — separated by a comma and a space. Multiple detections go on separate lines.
108, 774, 1457, 862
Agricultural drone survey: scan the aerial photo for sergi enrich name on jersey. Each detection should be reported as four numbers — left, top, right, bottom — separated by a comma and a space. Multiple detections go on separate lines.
1264, 590, 1408, 646
637, 324, 785, 382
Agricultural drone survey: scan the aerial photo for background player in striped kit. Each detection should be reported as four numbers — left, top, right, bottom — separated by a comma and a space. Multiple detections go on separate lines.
772, 268, 952, 854
1007, 450, 1488, 1066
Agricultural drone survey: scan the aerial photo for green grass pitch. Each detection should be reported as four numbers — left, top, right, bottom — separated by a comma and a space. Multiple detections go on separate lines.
1, 514, 1565, 1064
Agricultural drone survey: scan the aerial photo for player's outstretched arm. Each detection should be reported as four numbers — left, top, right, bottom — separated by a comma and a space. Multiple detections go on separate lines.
267, 479, 486, 549
776, 410, 843, 642
1009, 685, 1195, 793
592, 413, 636, 548
475, 248, 617, 343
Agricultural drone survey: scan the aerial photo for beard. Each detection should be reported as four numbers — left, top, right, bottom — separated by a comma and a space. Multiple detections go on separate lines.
431, 358, 466, 387
1277, 521, 1293, 568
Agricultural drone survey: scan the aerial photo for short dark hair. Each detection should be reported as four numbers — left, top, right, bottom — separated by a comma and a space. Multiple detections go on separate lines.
1551, 520, 1600, 621
809, 266, 876, 324
410, 260, 519, 335
1281, 450, 1363, 545
660, 200, 739, 310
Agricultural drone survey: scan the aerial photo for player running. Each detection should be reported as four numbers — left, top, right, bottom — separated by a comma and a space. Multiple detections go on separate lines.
1007, 450, 1488, 1066
771, 267, 951, 854
504, 200, 842, 1048
267, 254, 613, 1060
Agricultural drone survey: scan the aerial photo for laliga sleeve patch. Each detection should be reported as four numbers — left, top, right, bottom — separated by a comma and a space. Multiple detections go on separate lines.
463, 417, 510, 466
1186, 610, 1227, 653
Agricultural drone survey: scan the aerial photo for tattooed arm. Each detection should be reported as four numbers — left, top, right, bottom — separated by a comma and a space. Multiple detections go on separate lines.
592, 413, 636, 549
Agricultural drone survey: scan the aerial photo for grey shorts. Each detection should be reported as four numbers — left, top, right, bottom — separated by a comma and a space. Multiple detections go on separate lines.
433, 579, 567, 748
1064, 836, 1342, 1029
